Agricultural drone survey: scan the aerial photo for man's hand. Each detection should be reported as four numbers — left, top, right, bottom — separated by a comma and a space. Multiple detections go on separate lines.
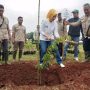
64, 21, 70, 25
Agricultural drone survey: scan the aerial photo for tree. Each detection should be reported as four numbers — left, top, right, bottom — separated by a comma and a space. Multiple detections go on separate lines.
26, 32, 34, 40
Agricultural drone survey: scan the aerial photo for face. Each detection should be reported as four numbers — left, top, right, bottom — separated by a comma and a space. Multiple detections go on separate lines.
0, 8, 4, 16
18, 17, 23, 24
73, 13, 79, 18
84, 5, 90, 16
58, 14, 62, 21
50, 15, 57, 22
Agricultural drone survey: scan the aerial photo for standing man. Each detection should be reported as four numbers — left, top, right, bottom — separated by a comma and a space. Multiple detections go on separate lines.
12, 16, 26, 61
67, 3, 90, 61
63, 10, 83, 61
0, 4, 11, 64
57, 12, 67, 58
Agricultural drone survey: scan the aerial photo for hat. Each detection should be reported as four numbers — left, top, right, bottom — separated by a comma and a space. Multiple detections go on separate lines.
47, 9, 57, 20
72, 10, 79, 13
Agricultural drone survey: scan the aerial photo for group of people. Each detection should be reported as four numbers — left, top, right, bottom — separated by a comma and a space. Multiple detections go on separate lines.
0, 4, 26, 64
0, 3, 90, 66
39, 3, 90, 67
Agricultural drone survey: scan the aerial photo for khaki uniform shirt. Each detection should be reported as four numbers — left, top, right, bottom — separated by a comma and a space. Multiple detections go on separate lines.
0, 16, 9, 41
81, 16, 90, 37
57, 20, 67, 37
33, 30, 39, 40
12, 24, 26, 42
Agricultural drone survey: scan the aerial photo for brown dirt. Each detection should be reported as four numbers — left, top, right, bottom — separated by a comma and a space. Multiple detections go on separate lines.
0, 61, 90, 90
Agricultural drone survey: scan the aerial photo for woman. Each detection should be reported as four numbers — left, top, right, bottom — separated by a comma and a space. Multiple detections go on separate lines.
39, 9, 65, 67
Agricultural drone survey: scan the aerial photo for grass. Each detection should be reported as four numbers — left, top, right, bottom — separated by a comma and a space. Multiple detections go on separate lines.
0, 40, 85, 63
8, 52, 38, 61
65, 44, 84, 62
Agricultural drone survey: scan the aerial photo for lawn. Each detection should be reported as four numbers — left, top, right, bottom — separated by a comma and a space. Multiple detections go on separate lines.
7, 40, 85, 63
66, 44, 84, 62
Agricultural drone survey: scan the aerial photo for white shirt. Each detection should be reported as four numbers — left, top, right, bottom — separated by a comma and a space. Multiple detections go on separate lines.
40, 19, 59, 41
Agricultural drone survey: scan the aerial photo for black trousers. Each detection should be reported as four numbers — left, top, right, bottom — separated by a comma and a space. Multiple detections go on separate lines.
83, 37, 90, 60
1, 39, 8, 62
83, 37, 90, 51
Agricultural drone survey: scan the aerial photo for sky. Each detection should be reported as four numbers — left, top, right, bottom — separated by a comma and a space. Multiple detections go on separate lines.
0, 0, 90, 33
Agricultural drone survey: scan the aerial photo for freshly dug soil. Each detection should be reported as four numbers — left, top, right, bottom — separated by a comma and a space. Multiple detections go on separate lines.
0, 61, 90, 90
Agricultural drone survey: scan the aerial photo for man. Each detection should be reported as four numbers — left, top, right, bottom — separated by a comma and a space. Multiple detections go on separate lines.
57, 12, 67, 57
63, 9, 83, 61
67, 3, 90, 61
0, 4, 11, 64
12, 16, 26, 61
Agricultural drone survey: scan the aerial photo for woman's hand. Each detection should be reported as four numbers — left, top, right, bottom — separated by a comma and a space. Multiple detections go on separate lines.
45, 33, 51, 40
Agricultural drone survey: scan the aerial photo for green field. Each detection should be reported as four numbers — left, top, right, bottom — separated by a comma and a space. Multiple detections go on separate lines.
0, 40, 85, 63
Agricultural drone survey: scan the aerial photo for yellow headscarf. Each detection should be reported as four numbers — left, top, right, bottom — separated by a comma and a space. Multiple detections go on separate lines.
47, 9, 57, 21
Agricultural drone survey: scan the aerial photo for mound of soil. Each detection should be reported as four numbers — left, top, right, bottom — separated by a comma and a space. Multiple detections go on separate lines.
0, 61, 90, 90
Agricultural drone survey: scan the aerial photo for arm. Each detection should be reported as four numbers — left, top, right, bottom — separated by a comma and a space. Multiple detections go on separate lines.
69, 20, 81, 26
54, 22, 60, 38
80, 24, 84, 38
63, 25, 68, 37
24, 28, 27, 43
40, 20, 51, 39
65, 18, 81, 26
7, 19, 11, 41
63, 19, 68, 36
40, 21, 46, 36
7, 25, 11, 40
12, 25, 15, 44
